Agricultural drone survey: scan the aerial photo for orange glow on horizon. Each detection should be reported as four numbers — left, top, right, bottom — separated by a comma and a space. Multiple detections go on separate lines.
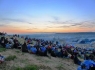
0, 26, 95, 34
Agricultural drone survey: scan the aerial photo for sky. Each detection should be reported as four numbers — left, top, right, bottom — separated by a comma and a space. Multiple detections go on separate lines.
0, 0, 95, 34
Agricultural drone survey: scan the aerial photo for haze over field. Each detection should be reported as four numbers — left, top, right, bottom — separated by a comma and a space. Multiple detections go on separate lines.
0, 0, 95, 34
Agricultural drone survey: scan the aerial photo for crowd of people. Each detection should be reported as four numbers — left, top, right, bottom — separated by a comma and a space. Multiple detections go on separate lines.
0, 34, 95, 70
0, 32, 6, 36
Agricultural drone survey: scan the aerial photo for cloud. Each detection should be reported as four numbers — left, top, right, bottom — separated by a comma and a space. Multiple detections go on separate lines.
90, 21, 95, 24
46, 26, 54, 28
0, 18, 32, 24
71, 23, 82, 26
0, 23, 9, 27
56, 22, 84, 28
0, 23, 20, 28
26, 28, 37, 30
57, 25, 70, 28
62, 21, 95, 27
52, 16, 59, 21
47, 20, 95, 29
47, 21, 56, 24
78, 21, 95, 28
0, 24, 5, 26
28, 23, 32, 24
48, 20, 73, 24
50, 16, 74, 24
0, 19, 15, 27
26, 29, 32, 30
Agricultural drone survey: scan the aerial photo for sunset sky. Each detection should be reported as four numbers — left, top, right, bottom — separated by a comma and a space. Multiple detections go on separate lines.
0, 0, 95, 34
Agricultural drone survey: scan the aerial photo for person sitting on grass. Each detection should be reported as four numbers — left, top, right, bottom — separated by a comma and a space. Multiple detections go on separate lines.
9, 38, 14, 48
30, 46, 37, 54
4, 38, 9, 46
77, 56, 95, 70
39, 45, 47, 56
62, 48, 68, 58
47, 44, 52, 53
51, 46, 56, 57
89, 55, 95, 70
89, 61, 95, 70
27, 43, 31, 53
5, 42, 11, 49
22, 42, 28, 52
0, 54, 4, 64
0, 38, 5, 48
74, 54, 81, 65
77, 64, 86, 70
13, 38, 19, 48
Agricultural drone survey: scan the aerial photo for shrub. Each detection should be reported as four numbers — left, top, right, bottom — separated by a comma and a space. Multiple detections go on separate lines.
0, 64, 39, 70
5, 55, 17, 61
15, 67, 23, 70
14, 65, 38, 70
0, 47, 6, 52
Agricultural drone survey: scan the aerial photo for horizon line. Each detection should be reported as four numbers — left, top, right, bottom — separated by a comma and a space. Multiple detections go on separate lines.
7, 31, 95, 35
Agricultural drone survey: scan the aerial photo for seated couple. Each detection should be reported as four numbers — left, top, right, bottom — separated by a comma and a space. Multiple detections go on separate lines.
27, 44, 47, 56
27, 43, 37, 54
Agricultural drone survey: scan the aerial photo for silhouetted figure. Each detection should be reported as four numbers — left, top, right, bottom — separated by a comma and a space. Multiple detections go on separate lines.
74, 55, 81, 65
13, 39, 19, 48
0, 37, 5, 47
21, 42, 28, 52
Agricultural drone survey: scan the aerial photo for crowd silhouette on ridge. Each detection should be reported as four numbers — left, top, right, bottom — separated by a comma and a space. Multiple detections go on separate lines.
0, 32, 95, 70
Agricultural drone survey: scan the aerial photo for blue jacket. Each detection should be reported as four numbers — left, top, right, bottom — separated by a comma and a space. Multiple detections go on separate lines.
77, 66, 86, 70
40, 47, 46, 52
81, 60, 95, 70
30, 47, 37, 54
27, 44, 31, 50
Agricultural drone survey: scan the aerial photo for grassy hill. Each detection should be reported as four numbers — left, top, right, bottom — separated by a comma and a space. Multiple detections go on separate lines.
0, 49, 78, 70
0, 35, 78, 70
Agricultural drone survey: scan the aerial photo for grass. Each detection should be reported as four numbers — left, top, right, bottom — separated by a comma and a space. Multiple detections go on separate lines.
13, 65, 38, 70
15, 50, 20, 53
45, 60, 50, 63
36, 57, 41, 61
0, 62, 7, 70
0, 47, 6, 52
23, 65, 39, 70
39, 65, 51, 70
19, 59, 28, 63
5, 55, 17, 61
47, 55, 51, 59
56, 64, 66, 70
0, 64, 39, 70
21, 52, 24, 55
